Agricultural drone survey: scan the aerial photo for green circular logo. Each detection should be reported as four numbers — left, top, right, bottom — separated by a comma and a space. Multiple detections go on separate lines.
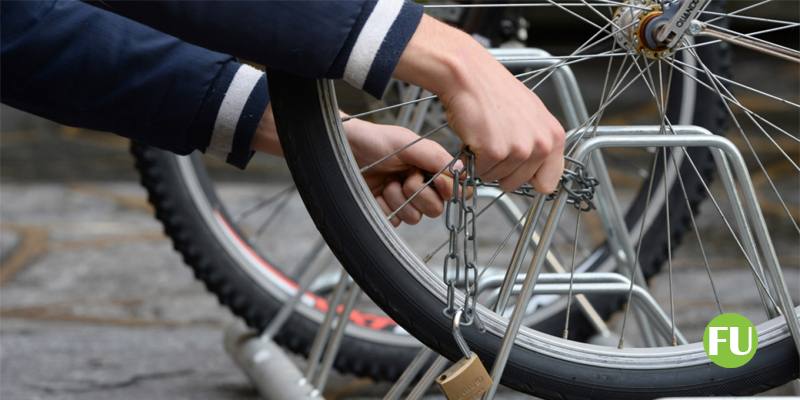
703, 313, 758, 368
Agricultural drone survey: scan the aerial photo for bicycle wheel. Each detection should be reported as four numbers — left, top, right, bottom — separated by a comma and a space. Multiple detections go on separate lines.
132, 142, 425, 380
269, 1, 799, 397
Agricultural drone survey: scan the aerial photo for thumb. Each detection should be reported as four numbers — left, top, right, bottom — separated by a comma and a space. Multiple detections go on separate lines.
396, 137, 456, 176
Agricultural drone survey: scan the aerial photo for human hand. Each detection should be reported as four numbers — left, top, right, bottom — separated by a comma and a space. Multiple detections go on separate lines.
251, 107, 456, 226
345, 117, 456, 226
394, 15, 566, 193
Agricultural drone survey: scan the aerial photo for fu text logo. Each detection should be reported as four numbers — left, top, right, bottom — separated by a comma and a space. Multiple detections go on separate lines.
703, 313, 758, 368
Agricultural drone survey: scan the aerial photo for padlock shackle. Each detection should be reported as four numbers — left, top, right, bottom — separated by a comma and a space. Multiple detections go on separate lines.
452, 308, 472, 359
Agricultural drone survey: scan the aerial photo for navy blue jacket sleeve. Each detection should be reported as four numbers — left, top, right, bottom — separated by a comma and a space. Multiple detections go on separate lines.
96, 0, 423, 98
1, 0, 423, 169
1, 0, 267, 167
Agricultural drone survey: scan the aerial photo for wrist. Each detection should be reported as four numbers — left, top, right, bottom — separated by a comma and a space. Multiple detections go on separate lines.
251, 103, 282, 156
393, 15, 478, 100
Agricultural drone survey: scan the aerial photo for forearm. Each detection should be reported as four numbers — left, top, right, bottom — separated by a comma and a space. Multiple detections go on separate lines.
393, 15, 508, 104
393, 15, 476, 97
1, 0, 267, 169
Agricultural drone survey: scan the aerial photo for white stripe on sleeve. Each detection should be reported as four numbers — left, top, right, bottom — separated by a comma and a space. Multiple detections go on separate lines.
343, 0, 404, 89
207, 64, 262, 159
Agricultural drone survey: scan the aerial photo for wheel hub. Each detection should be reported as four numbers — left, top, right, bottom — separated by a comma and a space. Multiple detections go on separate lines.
613, 0, 673, 59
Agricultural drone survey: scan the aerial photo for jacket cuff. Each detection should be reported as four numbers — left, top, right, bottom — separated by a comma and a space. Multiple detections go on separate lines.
328, 0, 423, 98
203, 63, 268, 169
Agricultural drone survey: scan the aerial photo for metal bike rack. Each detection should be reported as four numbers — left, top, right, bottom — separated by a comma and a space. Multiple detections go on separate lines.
225, 261, 361, 399
490, 48, 588, 130
224, 239, 330, 399
491, 48, 664, 345
480, 272, 688, 345
483, 126, 800, 399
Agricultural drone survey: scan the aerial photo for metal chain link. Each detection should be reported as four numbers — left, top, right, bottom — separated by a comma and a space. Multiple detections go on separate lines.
547, 157, 599, 212
442, 155, 597, 330
442, 149, 482, 328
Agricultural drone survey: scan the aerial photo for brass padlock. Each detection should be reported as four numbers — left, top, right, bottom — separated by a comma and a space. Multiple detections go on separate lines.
436, 352, 492, 400
436, 309, 493, 400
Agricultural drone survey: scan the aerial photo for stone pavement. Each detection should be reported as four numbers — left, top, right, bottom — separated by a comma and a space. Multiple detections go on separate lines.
0, 183, 531, 400
0, 182, 254, 400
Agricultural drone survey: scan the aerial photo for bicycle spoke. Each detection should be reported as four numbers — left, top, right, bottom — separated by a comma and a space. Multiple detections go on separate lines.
502, 51, 631, 63
651, 58, 679, 345
704, 0, 775, 25
566, 55, 652, 155
700, 10, 797, 27
699, 69, 800, 111
521, 18, 625, 88
359, 122, 447, 173
422, 191, 507, 264
255, 186, 296, 237
579, 0, 616, 26
702, 23, 800, 61
677, 146, 780, 314
477, 210, 529, 282
543, 0, 613, 33
668, 57, 800, 143
513, 50, 631, 83
669, 148, 724, 315
684, 46, 800, 235
676, 22, 800, 53
662, 146, 677, 346
631, 53, 782, 318
235, 184, 296, 223
578, 38, 628, 149
343, 95, 437, 122
424, 1, 650, 10
347, 48, 633, 124
523, 18, 640, 90
386, 157, 459, 221
618, 152, 659, 349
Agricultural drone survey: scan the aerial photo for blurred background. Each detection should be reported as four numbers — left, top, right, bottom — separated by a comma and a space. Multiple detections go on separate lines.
1, 1, 798, 399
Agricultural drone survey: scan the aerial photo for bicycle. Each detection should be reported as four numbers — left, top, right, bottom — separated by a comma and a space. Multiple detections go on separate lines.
260, 0, 799, 398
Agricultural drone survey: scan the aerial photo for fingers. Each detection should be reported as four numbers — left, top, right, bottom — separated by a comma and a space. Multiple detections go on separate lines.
403, 171, 445, 218
433, 173, 455, 201
383, 180, 423, 225
481, 158, 526, 190
474, 155, 502, 181
498, 155, 545, 192
397, 137, 454, 175
530, 148, 565, 194
440, 63, 569, 193
376, 195, 401, 227
487, 113, 566, 193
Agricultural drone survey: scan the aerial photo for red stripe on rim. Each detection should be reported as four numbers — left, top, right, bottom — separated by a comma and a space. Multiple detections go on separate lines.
213, 210, 397, 331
